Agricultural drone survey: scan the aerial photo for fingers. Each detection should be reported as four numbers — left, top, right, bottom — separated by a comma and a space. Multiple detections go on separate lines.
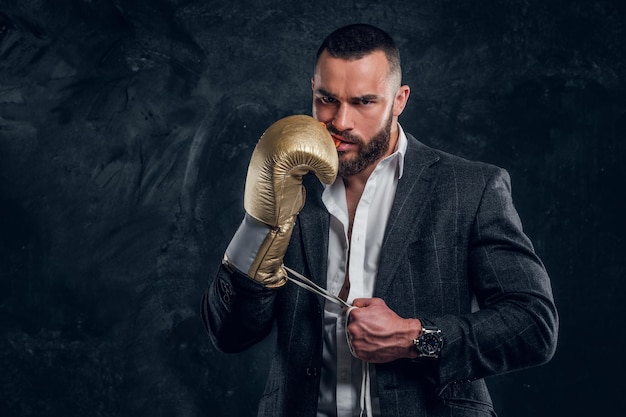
344, 297, 385, 324
351, 297, 385, 308
344, 306, 358, 357
342, 298, 415, 363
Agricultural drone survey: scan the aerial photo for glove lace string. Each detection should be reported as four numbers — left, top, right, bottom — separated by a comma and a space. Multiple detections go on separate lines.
284, 266, 373, 417
284, 265, 350, 308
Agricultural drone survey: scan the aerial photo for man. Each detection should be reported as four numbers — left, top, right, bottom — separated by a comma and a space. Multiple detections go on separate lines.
202, 24, 558, 417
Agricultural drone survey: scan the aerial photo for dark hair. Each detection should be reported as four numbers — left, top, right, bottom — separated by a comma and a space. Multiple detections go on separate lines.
315, 24, 402, 86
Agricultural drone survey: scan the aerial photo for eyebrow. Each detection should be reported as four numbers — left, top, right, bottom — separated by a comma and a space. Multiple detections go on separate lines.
314, 88, 336, 98
314, 88, 381, 102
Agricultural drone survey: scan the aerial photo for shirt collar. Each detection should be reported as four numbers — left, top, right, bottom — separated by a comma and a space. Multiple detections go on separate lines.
375, 122, 407, 180
393, 123, 408, 179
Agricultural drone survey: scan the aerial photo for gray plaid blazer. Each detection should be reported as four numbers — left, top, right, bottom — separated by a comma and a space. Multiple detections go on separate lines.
202, 134, 558, 417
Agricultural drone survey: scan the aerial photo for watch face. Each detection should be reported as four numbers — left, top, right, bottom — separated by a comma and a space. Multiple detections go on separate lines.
421, 333, 441, 354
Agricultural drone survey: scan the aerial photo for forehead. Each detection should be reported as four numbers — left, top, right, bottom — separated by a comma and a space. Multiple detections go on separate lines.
313, 50, 392, 96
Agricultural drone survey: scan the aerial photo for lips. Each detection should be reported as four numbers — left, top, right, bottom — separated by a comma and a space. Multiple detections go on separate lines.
331, 133, 350, 148
331, 134, 356, 152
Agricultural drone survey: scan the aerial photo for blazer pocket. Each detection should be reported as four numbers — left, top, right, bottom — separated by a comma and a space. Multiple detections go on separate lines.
440, 380, 497, 417
444, 399, 497, 417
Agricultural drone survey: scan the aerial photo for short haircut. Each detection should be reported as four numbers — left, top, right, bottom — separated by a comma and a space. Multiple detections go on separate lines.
315, 24, 402, 87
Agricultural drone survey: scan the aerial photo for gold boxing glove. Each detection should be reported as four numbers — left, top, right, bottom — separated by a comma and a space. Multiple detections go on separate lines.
243, 115, 338, 287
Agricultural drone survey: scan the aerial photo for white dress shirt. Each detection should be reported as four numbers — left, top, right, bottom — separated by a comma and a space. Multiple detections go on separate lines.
317, 126, 407, 417
225, 125, 408, 417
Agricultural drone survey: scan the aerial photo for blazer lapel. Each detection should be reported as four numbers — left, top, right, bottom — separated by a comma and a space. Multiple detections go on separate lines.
297, 174, 330, 288
375, 135, 440, 298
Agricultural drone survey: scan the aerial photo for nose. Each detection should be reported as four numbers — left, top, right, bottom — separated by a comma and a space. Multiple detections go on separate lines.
331, 103, 354, 132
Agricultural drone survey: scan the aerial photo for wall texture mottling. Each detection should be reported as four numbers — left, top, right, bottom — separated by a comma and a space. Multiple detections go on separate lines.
1, 1, 624, 416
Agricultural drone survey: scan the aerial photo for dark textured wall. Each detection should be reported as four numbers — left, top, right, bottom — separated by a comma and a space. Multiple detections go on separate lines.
1, 0, 624, 416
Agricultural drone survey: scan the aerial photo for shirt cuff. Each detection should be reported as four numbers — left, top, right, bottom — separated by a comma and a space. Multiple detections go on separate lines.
224, 213, 270, 274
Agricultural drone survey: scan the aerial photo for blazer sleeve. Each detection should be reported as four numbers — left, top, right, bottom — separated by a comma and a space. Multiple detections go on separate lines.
432, 167, 559, 392
201, 263, 277, 353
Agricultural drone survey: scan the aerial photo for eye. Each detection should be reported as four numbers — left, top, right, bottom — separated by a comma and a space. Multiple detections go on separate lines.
358, 97, 377, 105
320, 95, 337, 104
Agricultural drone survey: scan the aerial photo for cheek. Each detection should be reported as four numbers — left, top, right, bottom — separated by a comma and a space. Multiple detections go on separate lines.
358, 107, 387, 131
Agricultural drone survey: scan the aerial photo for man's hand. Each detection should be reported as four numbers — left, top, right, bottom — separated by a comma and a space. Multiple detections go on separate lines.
346, 298, 422, 363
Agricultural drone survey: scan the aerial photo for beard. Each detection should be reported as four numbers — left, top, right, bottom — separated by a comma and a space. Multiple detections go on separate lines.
330, 111, 394, 178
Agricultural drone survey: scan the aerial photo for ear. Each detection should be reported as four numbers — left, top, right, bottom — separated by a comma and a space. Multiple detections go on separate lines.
392, 85, 410, 117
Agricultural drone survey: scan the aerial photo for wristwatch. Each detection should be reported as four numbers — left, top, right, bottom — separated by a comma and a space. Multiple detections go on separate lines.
413, 326, 444, 359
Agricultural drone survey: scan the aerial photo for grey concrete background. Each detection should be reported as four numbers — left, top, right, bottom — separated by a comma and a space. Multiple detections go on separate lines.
1, 0, 624, 416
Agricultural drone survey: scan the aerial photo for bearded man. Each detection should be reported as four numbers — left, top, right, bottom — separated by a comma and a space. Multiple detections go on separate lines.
202, 24, 558, 417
